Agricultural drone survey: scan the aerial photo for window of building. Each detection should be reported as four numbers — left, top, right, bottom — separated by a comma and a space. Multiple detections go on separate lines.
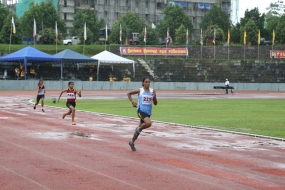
105, 0, 108, 6
126, 0, 128, 6
105, 11, 108, 18
64, 13, 67, 20
157, 2, 161, 9
146, 14, 149, 20
64, 0, 67, 7
146, 1, 149, 8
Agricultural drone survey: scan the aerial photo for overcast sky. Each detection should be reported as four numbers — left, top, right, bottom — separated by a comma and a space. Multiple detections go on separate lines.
238, 0, 276, 20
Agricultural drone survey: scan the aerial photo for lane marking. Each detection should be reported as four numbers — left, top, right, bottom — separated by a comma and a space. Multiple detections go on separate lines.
0, 164, 50, 190
2, 119, 284, 187
0, 138, 145, 190
0, 125, 231, 189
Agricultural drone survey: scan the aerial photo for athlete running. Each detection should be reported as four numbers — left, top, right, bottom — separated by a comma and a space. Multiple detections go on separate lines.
58, 81, 81, 125
127, 77, 158, 151
34, 79, 45, 112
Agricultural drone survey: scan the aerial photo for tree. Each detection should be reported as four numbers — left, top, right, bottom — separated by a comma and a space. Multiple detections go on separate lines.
118, 11, 145, 33
156, 4, 193, 43
231, 23, 241, 44
266, 1, 285, 17
70, 7, 105, 44
174, 25, 187, 45
240, 8, 265, 36
108, 11, 145, 44
108, 21, 127, 44
264, 2, 283, 39
200, 4, 231, 35
20, 1, 66, 40
265, 13, 279, 39
39, 27, 64, 44
276, 15, 285, 44
203, 25, 225, 45
240, 19, 258, 45
0, 13, 22, 44
138, 27, 158, 45
0, 2, 9, 34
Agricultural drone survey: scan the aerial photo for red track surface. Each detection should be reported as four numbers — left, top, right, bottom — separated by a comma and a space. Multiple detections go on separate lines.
0, 91, 285, 190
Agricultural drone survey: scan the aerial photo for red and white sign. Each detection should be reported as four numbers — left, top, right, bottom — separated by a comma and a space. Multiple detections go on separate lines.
270, 50, 285, 58
120, 47, 188, 56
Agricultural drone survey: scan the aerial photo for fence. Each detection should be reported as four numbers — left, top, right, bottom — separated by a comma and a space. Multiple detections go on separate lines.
1, 80, 284, 91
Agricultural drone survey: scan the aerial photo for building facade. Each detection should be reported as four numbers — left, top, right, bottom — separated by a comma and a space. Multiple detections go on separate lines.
13, 0, 232, 40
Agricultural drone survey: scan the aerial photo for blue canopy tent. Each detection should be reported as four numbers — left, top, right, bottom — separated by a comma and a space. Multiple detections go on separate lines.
0, 46, 61, 79
53, 49, 97, 79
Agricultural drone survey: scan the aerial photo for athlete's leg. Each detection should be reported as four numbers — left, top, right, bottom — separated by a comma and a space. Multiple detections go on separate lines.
62, 107, 72, 119
41, 98, 44, 107
41, 98, 45, 112
70, 106, 76, 124
34, 96, 40, 109
132, 121, 143, 142
140, 117, 152, 130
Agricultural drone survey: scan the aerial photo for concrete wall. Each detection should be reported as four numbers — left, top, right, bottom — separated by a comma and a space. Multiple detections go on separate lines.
1, 80, 284, 91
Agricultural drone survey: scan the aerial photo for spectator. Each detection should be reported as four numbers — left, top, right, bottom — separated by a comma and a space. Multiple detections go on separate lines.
225, 79, 230, 94
3, 69, 7, 80
272, 51, 276, 61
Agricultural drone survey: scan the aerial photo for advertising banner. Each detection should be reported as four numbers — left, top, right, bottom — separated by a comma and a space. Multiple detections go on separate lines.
270, 50, 285, 58
120, 47, 188, 56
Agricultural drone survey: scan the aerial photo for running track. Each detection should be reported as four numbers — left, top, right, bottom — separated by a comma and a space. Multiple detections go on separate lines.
0, 90, 285, 190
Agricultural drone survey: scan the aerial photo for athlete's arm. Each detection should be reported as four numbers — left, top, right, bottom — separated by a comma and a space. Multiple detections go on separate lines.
153, 90, 158, 105
127, 89, 140, 107
58, 89, 67, 103
75, 89, 81, 97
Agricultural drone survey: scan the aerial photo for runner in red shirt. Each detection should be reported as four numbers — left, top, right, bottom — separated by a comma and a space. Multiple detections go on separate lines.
58, 81, 81, 125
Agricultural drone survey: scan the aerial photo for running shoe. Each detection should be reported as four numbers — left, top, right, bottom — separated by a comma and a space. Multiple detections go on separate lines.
34, 105, 36, 110
133, 127, 141, 140
129, 140, 136, 151
42, 109, 45, 112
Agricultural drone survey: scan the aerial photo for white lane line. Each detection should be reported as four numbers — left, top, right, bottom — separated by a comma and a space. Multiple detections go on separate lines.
0, 164, 50, 190
0, 138, 145, 190
2, 125, 284, 187
0, 110, 27, 116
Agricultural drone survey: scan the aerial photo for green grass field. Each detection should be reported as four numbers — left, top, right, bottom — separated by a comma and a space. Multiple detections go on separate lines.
42, 98, 285, 138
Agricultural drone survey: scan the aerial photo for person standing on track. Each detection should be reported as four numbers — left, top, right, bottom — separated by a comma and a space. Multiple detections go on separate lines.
58, 81, 81, 125
127, 77, 158, 151
34, 79, 45, 112
225, 78, 230, 94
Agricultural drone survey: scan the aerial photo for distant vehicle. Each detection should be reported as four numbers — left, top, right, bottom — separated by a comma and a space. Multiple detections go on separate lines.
260, 38, 272, 45
63, 36, 80, 45
127, 29, 139, 45
99, 27, 111, 44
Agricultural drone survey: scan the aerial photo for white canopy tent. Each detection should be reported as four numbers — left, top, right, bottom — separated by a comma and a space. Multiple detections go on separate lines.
91, 50, 135, 81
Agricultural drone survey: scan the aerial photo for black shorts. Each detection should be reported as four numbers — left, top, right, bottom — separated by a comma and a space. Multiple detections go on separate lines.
66, 102, 76, 108
36, 94, 45, 103
137, 111, 150, 123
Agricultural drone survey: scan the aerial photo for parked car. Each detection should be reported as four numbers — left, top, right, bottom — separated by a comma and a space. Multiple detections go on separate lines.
260, 38, 272, 45
63, 36, 80, 45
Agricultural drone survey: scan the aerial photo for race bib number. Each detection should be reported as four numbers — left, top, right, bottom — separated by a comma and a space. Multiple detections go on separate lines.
142, 95, 152, 104
67, 93, 75, 99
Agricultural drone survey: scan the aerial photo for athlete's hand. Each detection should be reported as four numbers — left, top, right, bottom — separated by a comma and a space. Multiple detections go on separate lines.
78, 91, 81, 97
131, 101, 137, 108
152, 90, 156, 98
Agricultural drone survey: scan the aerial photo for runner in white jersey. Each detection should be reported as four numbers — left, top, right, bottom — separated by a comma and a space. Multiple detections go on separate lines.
34, 79, 45, 112
127, 77, 158, 151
